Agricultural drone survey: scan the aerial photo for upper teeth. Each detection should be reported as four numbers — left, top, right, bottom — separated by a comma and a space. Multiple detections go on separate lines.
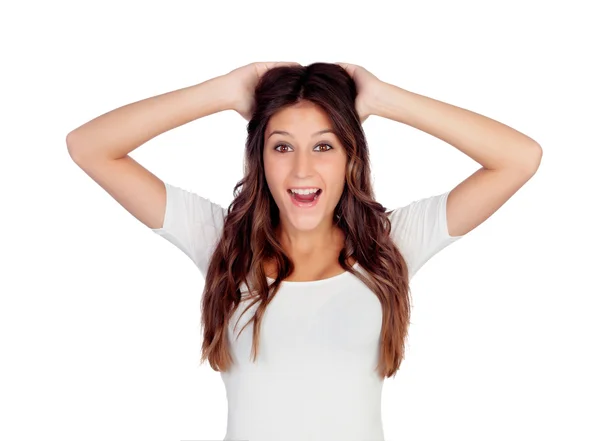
290, 188, 319, 195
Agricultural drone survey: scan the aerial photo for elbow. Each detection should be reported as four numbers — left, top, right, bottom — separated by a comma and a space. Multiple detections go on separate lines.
526, 142, 543, 172
66, 130, 80, 149
66, 131, 85, 162
517, 142, 543, 175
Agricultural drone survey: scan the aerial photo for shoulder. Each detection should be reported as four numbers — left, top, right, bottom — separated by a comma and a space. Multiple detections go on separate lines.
387, 191, 463, 279
151, 182, 227, 276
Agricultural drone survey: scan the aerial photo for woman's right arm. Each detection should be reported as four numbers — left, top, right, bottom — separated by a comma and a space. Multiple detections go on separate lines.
66, 75, 235, 230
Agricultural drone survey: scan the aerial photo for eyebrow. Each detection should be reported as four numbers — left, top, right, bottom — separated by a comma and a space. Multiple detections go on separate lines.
266, 129, 334, 139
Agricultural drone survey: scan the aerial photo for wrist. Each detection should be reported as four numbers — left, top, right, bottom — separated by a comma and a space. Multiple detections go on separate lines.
207, 74, 239, 113
368, 81, 390, 118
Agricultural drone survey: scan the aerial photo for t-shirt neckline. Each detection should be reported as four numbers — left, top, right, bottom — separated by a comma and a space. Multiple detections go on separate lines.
266, 261, 360, 287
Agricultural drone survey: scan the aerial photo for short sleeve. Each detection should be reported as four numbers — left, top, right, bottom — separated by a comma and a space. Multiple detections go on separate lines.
388, 190, 463, 280
151, 182, 226, 278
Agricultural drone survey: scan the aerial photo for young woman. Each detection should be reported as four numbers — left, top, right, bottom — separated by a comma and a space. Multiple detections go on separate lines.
67, 61, 542, 441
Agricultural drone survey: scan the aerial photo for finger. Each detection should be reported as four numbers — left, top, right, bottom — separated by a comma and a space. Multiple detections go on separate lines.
270, 61, 301, 68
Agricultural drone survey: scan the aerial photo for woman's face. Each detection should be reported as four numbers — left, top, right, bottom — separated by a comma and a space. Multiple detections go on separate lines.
263, 100, 347, 233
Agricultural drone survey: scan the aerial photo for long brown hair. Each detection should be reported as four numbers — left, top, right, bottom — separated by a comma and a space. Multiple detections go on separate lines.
200, 62, 411, 379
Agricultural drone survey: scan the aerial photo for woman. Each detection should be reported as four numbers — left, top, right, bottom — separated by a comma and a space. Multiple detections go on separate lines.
67, 61, 542, 440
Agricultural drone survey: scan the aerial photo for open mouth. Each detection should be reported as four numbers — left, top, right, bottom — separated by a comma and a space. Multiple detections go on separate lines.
287, 189, 323, 207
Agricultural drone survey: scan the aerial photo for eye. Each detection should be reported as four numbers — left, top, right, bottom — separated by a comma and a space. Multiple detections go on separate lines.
315, 143, 333, 152
273, 143, 333, 153
274, 144, 291, 153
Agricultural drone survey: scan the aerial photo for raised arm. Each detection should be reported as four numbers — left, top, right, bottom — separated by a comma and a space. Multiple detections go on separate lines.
371, 81, 542, 238
338, 62, 543, 238
66, 75, 235, 230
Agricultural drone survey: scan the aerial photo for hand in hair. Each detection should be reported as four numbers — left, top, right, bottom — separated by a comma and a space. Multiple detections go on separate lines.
336, 63, 384, 124
224, 61, 301, 121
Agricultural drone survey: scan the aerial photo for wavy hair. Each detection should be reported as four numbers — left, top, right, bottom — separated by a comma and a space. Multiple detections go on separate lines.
200, 62, 411, 379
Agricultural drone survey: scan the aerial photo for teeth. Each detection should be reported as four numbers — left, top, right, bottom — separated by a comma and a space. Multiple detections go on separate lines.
289, 188, 320, 195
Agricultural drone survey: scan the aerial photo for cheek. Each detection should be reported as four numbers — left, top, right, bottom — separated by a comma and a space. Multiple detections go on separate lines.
263, 159, 287, 193
320, 159, 346, 189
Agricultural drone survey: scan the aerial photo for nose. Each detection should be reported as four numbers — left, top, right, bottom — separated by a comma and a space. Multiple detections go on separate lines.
292, 149, 315, 178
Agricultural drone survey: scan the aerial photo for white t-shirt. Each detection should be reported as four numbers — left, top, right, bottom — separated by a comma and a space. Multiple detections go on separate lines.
151, 182, 463, 441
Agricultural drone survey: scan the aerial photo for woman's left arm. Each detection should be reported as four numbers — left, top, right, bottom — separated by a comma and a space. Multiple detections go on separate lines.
374, 83, 542, 237
338, 63, 543, 238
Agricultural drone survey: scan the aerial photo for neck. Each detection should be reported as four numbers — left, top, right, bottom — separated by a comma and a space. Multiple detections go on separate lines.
275, 218, 343, 258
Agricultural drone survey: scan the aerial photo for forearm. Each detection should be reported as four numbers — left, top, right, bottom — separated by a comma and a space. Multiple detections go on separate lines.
66, 75, 234, 161
372, 82, 542, 171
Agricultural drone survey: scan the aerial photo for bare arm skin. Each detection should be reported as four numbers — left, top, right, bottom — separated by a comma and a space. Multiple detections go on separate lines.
66, 75, 234, 230
371, 82, 543, 238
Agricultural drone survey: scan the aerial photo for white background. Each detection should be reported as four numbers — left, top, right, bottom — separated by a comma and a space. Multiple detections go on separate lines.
1, 1, 598, 440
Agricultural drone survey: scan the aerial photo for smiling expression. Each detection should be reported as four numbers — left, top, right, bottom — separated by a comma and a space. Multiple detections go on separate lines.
263, 100, 347, 231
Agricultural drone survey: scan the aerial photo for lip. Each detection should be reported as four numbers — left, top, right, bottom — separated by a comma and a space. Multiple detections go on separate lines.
287, 186, 322, 190
288, 189, 323, 208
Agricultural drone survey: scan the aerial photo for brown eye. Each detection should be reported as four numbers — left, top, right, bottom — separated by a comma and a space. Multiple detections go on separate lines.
274, 144, 291, 153
274, 143, 333, 153
315, 143, 333, 152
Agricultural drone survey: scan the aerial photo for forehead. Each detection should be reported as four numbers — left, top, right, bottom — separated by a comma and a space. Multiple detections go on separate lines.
266, 101, 333, 134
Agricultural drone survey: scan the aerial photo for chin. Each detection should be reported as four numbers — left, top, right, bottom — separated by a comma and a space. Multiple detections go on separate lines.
278, 209, 326, 231
289, 218, 324, 231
